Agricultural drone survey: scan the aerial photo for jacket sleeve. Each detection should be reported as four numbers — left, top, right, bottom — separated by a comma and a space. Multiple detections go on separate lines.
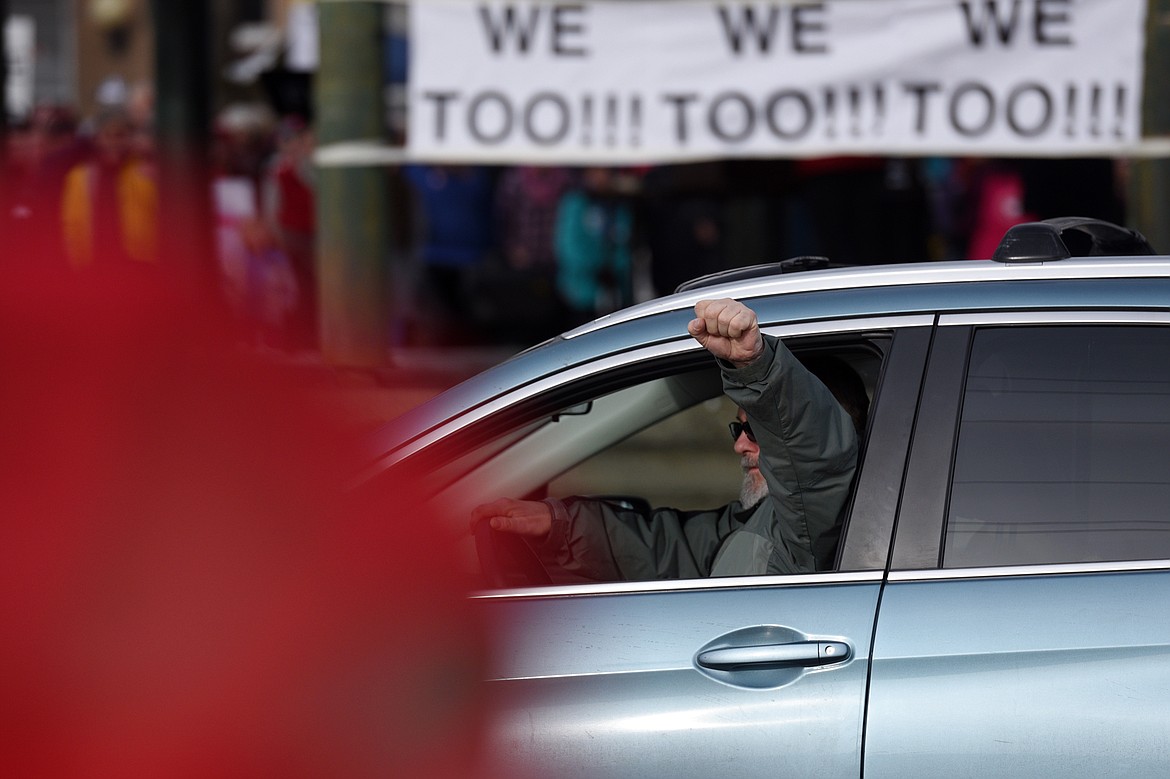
533, 497, 740, 581
720, 336, 859, 572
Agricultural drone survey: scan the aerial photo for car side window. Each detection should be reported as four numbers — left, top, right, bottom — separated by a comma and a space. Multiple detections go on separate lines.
945, 326, 1170, 568
550, 343, 882, 515
539, 338, 884, 580
548, 395, 741, 512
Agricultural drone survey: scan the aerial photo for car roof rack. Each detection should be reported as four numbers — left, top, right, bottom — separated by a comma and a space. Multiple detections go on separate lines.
675, 256, 849, 294
993, 217, 1156, 263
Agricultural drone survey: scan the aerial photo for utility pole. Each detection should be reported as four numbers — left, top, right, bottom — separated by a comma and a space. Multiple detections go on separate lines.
315, 2, 391, 369
1, 0, 9, 134
1131, 0, 1170, 251
152, 0, 216, 297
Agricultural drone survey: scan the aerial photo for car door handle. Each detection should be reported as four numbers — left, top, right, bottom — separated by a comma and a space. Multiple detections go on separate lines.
697, 641, 850, 669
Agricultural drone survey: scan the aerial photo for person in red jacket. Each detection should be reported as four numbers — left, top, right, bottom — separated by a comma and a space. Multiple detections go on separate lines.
264, 115, 318, 348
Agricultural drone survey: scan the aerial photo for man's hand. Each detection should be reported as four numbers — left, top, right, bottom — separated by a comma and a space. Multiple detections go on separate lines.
688, 298, 764, 368
470, 498, 553, 540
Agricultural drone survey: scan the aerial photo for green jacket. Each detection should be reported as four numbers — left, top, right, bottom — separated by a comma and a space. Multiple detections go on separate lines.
535, 336, 858, 579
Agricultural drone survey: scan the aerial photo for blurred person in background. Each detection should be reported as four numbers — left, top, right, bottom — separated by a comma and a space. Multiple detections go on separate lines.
3, 104, 86, 269
126, 81, 157, 173
403, 164, 498, 345
960, 158, 1036, 259
263, 115, 318, 350
475, 164, 573, 342
554, 167, 635, 327
240, 216, 299, 350
212, 103, 277, 322
60, 106, 158, 270
495, 165, 571, 272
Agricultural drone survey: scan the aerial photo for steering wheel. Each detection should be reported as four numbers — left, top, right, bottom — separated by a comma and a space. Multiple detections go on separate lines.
474, 521, 553, 588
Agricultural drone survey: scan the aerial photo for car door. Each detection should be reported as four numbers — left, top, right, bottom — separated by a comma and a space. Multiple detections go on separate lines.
866, 312, 1170, 777
471, 318, 931, 779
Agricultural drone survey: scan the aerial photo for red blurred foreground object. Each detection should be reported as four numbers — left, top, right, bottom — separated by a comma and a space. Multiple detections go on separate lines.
0, 266, 490, 778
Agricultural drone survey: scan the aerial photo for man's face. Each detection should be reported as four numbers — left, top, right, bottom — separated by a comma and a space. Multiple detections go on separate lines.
733, 408, 768, 508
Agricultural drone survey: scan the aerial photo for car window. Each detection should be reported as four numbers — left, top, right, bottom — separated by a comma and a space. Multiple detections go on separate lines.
945, 326, 1170, 568
423, 330, 892, 587
551, 342, 883, 513
548, 395, 741, 511
536, 338, 885, 581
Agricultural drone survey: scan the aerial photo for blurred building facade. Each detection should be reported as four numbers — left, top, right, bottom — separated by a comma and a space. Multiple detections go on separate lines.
3, 0, 311, 125
5, 1, 79, 118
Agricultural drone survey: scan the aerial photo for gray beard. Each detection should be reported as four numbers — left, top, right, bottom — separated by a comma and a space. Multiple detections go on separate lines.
739, 472, 769, 510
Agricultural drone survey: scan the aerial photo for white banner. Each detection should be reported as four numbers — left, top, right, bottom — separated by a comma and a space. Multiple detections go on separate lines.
407, 0, 1148, 163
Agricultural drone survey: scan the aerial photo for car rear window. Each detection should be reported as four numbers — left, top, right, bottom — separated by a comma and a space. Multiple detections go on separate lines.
945, 326, 1170, 568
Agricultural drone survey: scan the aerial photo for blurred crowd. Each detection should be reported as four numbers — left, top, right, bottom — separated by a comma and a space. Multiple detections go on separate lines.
2, 93, 1128, 352
393, 154, 1126, 347
2, 89, 156, 271
1, 92, 319, 351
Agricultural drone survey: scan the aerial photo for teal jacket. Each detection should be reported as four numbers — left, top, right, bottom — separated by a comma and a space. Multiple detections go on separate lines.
535, 336, 858, 579
554, 190, 633, 313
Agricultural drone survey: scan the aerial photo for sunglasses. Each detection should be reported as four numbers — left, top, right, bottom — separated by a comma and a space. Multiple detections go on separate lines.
728, 419, 757, 442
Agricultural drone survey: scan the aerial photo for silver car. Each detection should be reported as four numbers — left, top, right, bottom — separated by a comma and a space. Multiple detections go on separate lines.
367, 218, 1170, 778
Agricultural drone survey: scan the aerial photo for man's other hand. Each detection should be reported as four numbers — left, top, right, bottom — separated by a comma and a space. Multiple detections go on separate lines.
471, 498, 553, 540
688, 298, 764, 368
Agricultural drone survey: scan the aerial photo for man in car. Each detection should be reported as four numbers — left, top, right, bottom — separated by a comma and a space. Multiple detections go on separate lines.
471, 298, 862, 579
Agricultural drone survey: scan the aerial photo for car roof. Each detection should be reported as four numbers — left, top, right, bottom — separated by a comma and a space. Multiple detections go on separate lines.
563, 256, 1170, 338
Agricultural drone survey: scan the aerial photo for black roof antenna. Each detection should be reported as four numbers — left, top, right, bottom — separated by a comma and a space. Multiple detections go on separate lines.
993, 217, 1156, 263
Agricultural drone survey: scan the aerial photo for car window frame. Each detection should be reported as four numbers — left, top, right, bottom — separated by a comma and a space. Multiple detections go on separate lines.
394, 314, 935, 592
836, 322, 932, 571
539, 334, 899, 543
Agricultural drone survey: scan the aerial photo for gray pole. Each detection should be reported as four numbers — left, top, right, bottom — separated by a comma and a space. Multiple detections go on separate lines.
315, 2, 391, 369
152, 0, 216, 296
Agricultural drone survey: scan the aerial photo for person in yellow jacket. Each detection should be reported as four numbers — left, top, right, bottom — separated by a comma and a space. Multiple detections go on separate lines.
61, 107, 158, 269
